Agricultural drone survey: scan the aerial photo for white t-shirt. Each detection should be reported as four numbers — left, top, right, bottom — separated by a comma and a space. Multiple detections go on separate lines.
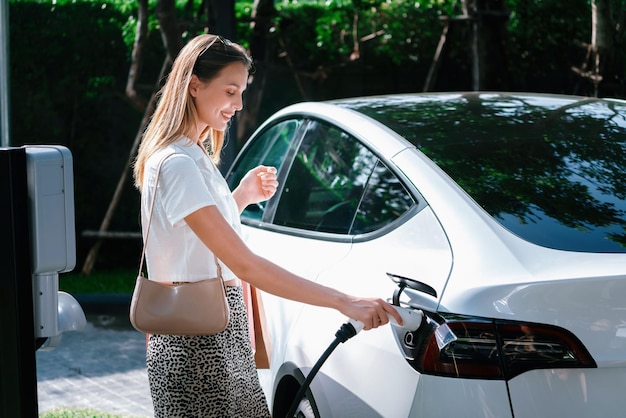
141, 137, 242, 283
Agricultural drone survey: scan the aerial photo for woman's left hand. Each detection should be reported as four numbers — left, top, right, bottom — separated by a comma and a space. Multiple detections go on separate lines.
237, 165, 278, 205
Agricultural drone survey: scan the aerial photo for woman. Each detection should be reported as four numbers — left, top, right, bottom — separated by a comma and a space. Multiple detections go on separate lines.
132, 33, 402, 417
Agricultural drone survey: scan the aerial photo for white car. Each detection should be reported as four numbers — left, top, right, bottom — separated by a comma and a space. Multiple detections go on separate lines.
226, 92, 626, 418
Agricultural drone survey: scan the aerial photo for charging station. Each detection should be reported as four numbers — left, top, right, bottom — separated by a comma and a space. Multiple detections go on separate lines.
0, 145, 86, 416
26, 145, 86, 350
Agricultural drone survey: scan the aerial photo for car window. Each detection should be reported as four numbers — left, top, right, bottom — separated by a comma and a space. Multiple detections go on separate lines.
273, 121, 374, 233
339, 93, 626, 252
226, 119, 303, 221
352, 160, 415, 234
272, 120, 415, 235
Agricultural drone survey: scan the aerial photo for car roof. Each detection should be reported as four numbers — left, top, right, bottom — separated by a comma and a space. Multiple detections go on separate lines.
263, 92, 626, 254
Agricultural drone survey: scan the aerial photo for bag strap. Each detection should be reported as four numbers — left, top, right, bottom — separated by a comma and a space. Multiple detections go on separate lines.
138, 152, 223, 280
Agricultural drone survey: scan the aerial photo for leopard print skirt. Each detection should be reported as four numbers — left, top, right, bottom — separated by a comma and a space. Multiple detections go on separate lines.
146, 286, 271, 418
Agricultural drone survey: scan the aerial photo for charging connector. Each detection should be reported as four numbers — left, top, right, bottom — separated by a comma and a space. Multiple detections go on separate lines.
285, 320, 361, 417
336, 320, 361, 342
285, 306, 423, 417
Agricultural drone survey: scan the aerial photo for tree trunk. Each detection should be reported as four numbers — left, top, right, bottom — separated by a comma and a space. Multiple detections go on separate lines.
467, 0, 509, 91
592, 0, 613, 50
592, 0, 622, 96
236, 0, 276, 144
125, 0, 149, 112
249, 0, 275, 63
157, 0, 184, 60
574, 0, 623, 97
215, 0, 239, 171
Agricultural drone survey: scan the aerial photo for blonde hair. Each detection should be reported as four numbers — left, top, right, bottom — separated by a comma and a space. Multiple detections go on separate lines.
133, 34, 253, 189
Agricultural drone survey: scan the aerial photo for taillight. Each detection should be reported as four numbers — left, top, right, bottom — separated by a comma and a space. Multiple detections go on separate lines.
391, 313, 596, 380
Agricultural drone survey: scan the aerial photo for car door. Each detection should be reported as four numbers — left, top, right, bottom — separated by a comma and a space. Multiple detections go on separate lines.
226, 118, 363, 357
227, 116, 363, 271
291, 157, 453, 417
229, 115, 453, 417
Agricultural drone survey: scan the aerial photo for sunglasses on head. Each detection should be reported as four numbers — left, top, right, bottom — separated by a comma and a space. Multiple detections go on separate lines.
198, 35, 233, 59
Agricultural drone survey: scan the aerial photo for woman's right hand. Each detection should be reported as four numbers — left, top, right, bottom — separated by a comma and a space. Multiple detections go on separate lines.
184, 206, 402, 330
338, 295, 403, 330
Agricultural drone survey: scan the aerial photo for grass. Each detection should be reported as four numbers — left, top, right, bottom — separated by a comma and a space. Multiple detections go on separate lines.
39, 407, 143, 418
59, 269, 136, 294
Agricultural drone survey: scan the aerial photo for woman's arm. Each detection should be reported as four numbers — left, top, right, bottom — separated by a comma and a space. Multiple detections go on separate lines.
231, 166, 278, 213
184, 205, 402, 330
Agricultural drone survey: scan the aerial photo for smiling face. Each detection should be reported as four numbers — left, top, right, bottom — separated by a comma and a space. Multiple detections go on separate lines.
189, 61, 249, 134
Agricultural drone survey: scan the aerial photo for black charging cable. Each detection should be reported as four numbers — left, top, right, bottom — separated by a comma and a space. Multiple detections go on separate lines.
285, 321, 361, 418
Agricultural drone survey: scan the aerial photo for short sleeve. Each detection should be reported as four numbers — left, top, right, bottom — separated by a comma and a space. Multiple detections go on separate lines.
158, 153, 215, 226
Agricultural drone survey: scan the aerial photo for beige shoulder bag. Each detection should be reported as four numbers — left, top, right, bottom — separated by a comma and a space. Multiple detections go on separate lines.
129, 153, 230, 335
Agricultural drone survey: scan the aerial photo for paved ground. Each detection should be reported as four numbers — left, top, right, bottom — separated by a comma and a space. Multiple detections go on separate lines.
36, 296, 270, 417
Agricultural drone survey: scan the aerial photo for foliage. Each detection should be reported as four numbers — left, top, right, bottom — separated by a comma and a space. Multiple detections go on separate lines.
39, 407, 136, 418
274, 0, 443, 69
505, 0, 593, 93
9, 1, 144, 271
9, 1, 130, 140
234, 0, 255, 47
7, 0, 625, 271
60, 269, 136, 294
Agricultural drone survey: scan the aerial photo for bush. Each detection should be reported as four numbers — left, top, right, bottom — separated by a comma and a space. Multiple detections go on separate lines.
39, 407, 136, 418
